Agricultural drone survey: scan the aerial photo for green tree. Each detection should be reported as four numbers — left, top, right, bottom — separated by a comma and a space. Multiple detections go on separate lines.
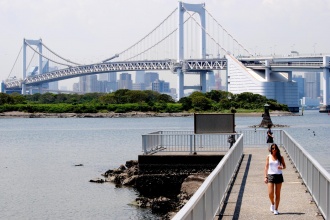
126, 90, 148, 103
10, 93, 26, 104
143, 90, 160, 104
178, 97, 192, 111
0, 93, 14, 104
191, 96, 212, 111
39, 93, 56, 104
114, 89, 130, 104
157, 94, 175, 103
99, 93, 116, 104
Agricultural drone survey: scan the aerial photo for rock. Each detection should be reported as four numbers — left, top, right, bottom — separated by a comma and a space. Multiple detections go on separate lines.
118, 164, 126, 171
151, 197, 174, 214
89, 178, 104, 183
125, 160, 138, 168
122, 175, 138, 186
94, 161, 210, 218
135, 197, 151, 208
102, 169, 114, 177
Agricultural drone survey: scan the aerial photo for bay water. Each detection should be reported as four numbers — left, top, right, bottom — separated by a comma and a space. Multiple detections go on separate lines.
0, 110, 329, 219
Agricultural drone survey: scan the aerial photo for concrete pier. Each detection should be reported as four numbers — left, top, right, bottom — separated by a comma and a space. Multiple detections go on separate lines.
216, 147, 323, 219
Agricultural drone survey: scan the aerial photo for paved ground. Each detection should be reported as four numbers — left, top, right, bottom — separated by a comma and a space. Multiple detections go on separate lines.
216, 147, 324, 220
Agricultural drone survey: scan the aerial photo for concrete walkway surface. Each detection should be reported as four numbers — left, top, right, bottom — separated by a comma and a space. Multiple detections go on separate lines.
216, 147, 324, 220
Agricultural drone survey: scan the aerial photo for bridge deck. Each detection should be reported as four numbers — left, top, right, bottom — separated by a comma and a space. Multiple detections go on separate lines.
217, 147, 322, 220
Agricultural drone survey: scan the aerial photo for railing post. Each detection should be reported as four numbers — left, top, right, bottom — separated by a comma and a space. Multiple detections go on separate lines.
142, 135, 147, 154
190, 135, 193, 154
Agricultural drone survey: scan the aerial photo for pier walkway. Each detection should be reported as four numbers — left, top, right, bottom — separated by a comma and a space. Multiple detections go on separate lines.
217, 147, 323, 220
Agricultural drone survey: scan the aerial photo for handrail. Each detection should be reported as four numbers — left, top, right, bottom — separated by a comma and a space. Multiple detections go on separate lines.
142, 129, 282, 154
167, 129, 329, 219
172, 134, 244, 220
282, 130, 330, 219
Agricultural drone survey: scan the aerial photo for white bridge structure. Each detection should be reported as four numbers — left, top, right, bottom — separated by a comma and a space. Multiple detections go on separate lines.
2, 1, 330, 112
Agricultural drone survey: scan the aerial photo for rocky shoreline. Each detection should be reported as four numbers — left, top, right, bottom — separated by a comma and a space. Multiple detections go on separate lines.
90, 160, 212, 219
0, 111, 297, 118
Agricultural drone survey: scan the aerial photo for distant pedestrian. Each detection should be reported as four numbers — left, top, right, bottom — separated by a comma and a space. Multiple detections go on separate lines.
228, 125, 236, 149
266, 124, 274, 148
264, 143, 286, 215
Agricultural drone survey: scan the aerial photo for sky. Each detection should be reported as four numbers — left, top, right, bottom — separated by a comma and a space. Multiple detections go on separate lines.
1, 0, 330, 90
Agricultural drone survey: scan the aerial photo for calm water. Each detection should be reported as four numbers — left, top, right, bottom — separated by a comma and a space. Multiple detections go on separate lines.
0, 110, 329, 219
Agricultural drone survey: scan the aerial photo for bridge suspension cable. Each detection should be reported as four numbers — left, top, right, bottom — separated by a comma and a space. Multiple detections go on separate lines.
7, 46, 22, 79
125, 26, 178, 61
25, 41, 75, 68
26, 47, 37, 72
113, 8, 178, 61
181, 4, 227, 56
41, 42, 82, 66
203, 7, 252, 56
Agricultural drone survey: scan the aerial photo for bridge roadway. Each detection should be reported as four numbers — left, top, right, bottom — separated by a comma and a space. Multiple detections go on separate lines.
5, 55, 329, 89
216, 147, 322, 220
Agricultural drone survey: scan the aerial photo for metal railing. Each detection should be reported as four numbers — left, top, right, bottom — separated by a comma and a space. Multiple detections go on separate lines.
282, 130, 330, 219
142, 129, 329, 219
172, 134, 244, 220
142, 129, 282, 154
142, 131, 238, 154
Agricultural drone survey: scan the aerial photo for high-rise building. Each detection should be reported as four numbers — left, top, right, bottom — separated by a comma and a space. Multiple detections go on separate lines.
98, 73, 108, 81
132, 83, 145, 91
304, 72, 320, 99
73, 82, 80, 92
79, 76, 87, 93
292, 75, 305, 99
136, 71, 145, 84
86, 75, 98, 92
109, 72, 117, 82
145, 72, 159, 87
152, 79, 170, 93
118, 73, 133, 90
206, 71, 216, 92
214, 72, 222, 90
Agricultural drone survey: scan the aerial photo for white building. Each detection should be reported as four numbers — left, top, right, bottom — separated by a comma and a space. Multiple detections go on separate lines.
226, 55, 299, 112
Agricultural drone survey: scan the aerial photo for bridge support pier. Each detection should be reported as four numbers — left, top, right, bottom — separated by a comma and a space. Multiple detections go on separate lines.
320, 56, 330, 113
22, 39, 43, 95
176, 2, 206, 99
200, 72, 206, 93
287, 71, 292, 81
265, 60, 271, 81
177, 69, 184, 100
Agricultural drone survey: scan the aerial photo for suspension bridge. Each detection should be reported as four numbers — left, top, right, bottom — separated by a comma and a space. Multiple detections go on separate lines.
1, 2, 330, 112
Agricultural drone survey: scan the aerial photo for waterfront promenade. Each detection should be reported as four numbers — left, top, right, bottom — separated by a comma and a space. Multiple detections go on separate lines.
217, 147, 323, 219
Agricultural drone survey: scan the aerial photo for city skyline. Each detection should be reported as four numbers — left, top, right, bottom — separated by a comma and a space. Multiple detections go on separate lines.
1, 0, 330, 90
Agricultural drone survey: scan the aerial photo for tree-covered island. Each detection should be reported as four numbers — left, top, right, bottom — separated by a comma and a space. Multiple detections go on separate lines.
0, 89, 288, 114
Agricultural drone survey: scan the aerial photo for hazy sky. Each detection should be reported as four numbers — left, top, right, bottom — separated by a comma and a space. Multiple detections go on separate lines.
1, 0, 329, 89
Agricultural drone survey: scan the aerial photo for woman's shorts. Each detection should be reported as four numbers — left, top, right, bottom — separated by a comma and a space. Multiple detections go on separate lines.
268, 174, 284, 183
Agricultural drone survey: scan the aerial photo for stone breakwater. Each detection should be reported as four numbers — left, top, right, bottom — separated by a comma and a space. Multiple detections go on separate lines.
90, 160, 211, 219
0, 111, 193, 118
0, 111, 296, 118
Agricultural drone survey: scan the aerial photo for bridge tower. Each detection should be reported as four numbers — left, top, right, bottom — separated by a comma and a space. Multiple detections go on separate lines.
177, 2, 207, 99
22, 39, 43, 94
322, 56, 330, 106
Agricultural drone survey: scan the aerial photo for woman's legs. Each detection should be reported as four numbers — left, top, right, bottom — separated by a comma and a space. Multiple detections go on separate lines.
274, 183, 282, 210
267, 183, 275, 205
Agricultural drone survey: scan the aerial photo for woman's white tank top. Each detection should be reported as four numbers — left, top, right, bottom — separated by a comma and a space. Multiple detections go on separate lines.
268, 154, 282, 174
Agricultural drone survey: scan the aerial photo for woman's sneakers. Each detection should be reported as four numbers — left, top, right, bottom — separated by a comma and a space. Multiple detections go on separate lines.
270, 204, 279, 215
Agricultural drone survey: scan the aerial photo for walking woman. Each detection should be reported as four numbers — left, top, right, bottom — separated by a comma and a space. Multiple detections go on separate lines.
266, 124, 274, 146
264, 143, 286, 215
